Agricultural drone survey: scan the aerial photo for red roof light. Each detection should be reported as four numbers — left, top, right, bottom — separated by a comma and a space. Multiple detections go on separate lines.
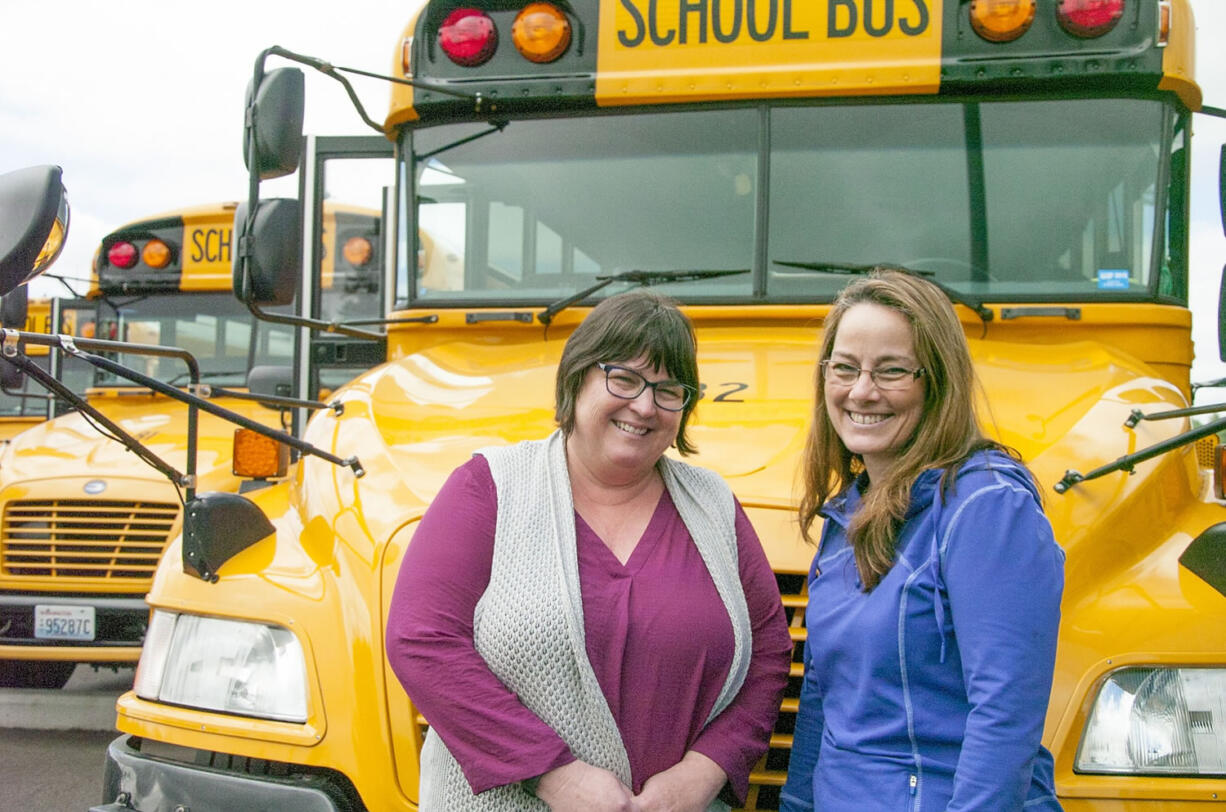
1057, 0, 1124, 38
439, 8, 498, 67
107, 241, 138, 269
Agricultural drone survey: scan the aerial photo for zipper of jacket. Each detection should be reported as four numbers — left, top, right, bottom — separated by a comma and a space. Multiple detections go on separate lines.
909, 774, 918, 796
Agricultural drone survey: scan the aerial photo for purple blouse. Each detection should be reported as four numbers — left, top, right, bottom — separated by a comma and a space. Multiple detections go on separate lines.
386, 455, 791, 801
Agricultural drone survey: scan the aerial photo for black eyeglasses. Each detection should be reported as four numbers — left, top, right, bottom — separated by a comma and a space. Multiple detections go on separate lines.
596, 363, 695, 411
820, 360, 925, 391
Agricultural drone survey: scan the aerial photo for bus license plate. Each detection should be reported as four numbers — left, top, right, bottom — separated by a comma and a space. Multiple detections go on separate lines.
34, 605, 96, 641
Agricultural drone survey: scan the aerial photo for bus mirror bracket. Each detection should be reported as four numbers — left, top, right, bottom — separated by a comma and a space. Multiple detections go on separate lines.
182, 491, 276, 582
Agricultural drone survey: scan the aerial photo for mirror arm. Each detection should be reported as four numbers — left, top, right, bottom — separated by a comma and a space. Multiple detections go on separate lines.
1054, 413, 1226, 494
242, 299, 384, 340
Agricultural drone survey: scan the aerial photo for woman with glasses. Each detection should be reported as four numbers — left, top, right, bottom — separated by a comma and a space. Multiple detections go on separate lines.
387, 289, 792, 811
780, 269, 1065, 812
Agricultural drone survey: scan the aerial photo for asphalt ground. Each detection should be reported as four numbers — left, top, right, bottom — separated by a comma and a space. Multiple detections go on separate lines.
0, 664, 132, 811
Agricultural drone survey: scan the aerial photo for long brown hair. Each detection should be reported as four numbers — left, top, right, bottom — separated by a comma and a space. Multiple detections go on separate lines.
799, 268, 1003, 590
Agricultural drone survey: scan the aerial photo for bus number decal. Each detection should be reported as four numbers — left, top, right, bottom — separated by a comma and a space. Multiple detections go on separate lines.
189, 228, 232, 264
697, 382, 749, 402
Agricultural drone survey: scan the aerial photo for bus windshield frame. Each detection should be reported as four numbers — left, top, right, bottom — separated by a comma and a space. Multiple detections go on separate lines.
398, 94, 1187, 310
86, 291, 295, 387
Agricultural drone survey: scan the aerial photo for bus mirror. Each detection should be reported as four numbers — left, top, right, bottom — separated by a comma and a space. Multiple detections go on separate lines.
1, 286, 28, 329
182, 491, 276, 582
1219, 264, 1226, 362
1220, 144, 1226, 236
246, 365, 293, 399
0, 357, 23, 391
0, 165, 70, 296
243, 67, 305, 180
233, 198, 300, 306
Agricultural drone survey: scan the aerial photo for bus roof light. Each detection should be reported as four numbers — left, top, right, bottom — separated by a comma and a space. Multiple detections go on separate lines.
1057, 0, 1124, 38
969, 0, 1036, 42
342, 236, 373, 267
107, 241, 138, 270
512, 3, 571, 64
439, 8, 498, 67
142, 239, 172, 270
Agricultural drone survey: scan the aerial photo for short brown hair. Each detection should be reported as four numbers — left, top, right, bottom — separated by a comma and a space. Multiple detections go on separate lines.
554, 290, 699, 455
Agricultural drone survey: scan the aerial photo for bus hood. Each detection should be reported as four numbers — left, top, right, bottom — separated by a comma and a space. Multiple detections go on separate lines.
340, 326, 1186, 534
0, 395, 281, 492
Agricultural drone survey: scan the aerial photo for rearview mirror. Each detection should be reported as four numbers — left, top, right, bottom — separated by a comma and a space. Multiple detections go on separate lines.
0, 165, 70, 296
0, 286, 29, 329
243, 67, 305, 180
232, 198, 300, 306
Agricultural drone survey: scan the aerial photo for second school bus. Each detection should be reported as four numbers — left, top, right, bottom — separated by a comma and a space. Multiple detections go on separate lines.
0, 201, 381, 689
103, 1, 1226, 810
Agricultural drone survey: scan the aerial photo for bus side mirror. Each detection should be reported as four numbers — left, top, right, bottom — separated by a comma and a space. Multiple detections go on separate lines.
1, 286, 28, 329
1219, 143, 1226, 236
233, 198, 300, 306
243, 67, 305, 180
0, 165, 70, 296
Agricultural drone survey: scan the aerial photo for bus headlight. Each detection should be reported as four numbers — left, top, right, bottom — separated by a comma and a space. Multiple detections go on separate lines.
1076, 667, 1226, 776
134, 610, 309, 723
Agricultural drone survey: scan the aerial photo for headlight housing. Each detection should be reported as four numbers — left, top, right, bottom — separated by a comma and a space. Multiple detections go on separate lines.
134, 610, 309, 723
1076, 667, 1226, 776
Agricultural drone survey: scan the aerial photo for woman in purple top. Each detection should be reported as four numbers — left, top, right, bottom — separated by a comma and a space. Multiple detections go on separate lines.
387, 290, 792, 811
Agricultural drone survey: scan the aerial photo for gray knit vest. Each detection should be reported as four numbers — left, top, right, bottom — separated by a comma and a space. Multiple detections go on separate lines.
418, 430, 749, 811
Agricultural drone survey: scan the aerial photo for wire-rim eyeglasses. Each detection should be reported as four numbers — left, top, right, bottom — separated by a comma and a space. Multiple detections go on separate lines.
820, 359, 925, 391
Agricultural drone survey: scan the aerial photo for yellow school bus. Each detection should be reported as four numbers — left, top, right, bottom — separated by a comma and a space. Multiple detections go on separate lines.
105, 1, 1225, 809
0, 201, 381, 689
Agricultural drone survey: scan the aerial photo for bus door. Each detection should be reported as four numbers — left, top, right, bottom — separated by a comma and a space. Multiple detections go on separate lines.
293, 136, 395, 431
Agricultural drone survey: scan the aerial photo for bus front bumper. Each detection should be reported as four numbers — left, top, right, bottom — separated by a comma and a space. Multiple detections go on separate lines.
92, 735, 357, 812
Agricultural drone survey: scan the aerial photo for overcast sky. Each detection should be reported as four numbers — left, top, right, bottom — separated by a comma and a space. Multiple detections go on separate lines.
3, 1, 1225, 384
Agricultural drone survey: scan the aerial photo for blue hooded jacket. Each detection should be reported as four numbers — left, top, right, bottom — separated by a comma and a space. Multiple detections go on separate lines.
781, 450, 1065, 811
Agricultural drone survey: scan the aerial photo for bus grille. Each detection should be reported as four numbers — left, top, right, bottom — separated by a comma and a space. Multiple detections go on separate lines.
411, 570, 807, 811
0, 499, 179, 580
739, 570, 806, 811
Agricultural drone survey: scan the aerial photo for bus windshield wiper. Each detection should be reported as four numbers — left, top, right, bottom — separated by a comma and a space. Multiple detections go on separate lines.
538, 268, 749, 326
771, 259, 994, 324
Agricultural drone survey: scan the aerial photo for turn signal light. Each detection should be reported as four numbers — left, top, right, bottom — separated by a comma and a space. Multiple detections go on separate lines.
1057, 0, 1124, 37
439, 8, 497, 67
969, 0, 1035, 42
233, 428, 289, 479
512, 3, 571, 63
142, 239, 172, 269
342, 236, 373, 267
107, 241, 138, 269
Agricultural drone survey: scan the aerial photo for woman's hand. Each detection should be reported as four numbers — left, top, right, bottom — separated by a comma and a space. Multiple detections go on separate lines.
634, 751, 727, 812
536, 760, 639, 811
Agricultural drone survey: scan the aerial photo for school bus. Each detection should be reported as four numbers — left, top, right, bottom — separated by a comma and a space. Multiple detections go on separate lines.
0, 201, 382, 690
103, 1, 1225, 809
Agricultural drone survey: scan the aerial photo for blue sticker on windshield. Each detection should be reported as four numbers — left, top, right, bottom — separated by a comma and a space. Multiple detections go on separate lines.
1097, 269, 1129, 290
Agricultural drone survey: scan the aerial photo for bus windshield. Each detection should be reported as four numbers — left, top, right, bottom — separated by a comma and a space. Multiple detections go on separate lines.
403, 97, 1181, 307
92, 292, 294, 386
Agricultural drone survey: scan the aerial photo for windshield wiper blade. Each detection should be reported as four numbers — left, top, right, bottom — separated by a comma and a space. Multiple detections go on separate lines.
537, 268, 749, 325
770, 260, 993, 323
